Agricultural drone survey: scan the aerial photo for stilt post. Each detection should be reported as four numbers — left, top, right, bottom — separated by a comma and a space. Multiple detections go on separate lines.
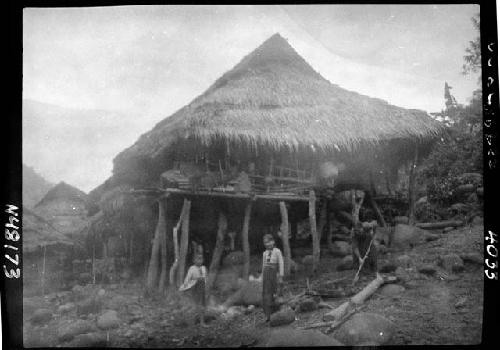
241, 201, 253, 280
279, 201, 292, 276
309, 190, 320, 272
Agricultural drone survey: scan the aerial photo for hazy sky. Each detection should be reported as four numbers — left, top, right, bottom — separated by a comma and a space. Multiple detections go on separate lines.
23, 5, 480, 192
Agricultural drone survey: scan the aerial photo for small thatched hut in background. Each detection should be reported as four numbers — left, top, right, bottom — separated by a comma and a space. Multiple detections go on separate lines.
23, 206, 74, 296
91, 33, 443, 292
35, 181, 88, 237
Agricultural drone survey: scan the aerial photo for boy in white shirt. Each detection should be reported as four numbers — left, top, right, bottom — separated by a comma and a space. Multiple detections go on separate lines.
261, 233, 284, 322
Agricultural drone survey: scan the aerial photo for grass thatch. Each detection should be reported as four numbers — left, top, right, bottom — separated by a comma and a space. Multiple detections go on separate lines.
23, 206, 73, 253
35, 181, 87, 208
116, 33, 444, 165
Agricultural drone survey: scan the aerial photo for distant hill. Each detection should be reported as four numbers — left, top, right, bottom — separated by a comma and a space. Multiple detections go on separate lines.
23, 164, 54, 209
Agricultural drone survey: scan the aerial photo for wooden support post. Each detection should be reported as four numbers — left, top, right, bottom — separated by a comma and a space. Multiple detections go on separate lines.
408, 143, 419, 225
366, 191, 386, 227
177, 199, 192, 287
279, 201, 292, 277
241, 201, 253, 280
318, 199, 328, 242
41, 245, 46, 296
146, 201, 163, 290
206, 212, 228, 292
309, 190, 320, 272
350, 190, 365, 227
158, 199, 168, 292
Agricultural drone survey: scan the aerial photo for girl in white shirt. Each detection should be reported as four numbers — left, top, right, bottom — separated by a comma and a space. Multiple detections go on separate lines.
262, 233, 284, 322
179, 253, 208, 327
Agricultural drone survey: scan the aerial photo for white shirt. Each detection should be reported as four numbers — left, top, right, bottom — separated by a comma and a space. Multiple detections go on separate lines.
262, 248, 284, 277
179, 265, 207, 291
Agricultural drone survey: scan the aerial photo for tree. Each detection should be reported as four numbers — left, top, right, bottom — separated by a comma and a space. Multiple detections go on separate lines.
462, 13, 481, 78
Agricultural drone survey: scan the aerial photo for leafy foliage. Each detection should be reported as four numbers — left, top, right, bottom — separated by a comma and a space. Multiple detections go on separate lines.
462, 13, 481, 77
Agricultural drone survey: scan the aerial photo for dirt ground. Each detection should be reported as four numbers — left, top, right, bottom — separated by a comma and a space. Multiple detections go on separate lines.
23, 223, 483, 347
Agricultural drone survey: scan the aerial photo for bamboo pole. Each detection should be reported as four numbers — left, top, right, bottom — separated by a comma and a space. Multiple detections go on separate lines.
279, 201, 292, 276
158, 199, 168, 292
177, 199, 192, 286
146, 202, 163, 289
408, 143, 419, 225
42, 245, 46, 296
206, 212, 228, 292
241, 201, 253, 280
309, 190, 320, 272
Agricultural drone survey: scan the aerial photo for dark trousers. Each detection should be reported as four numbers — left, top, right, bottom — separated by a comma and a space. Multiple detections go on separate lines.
262, 264, 279, 319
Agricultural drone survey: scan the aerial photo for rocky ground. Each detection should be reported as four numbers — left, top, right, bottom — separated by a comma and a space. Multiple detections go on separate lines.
23, 221, 484, 347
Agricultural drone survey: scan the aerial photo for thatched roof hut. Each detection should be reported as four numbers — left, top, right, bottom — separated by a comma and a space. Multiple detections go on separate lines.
35, 181, 88, 235
113, 33, 443, 190
23, 206, 73, 253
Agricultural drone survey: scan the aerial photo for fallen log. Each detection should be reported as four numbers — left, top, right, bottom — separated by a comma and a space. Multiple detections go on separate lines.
323, 273, 384, 321
416, 220, 463, 230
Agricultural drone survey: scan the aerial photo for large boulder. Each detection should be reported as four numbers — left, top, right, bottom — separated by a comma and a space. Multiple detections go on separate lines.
296, 298, 318, 313
58, 320, 94, 342
30, 309, 53, 325
264, 329, 343, 347
67, 332, 107, 347
76, 297, 102, 316
270, 307, 295, 327
391, 224, 426, 250
58, 302, 76, 314
330, 241, 351, 257
335, 312, 395, 346
97, 310, 120, 330
438, 254, 465, 273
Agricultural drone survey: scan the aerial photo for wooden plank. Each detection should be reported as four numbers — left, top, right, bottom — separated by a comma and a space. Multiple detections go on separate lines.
279, 201, 292, 277
309, 190, 320, 272
177, 199, 192, 287
206, 212, 228, 292
158, 199, 168, 292
241, 201, 253, 280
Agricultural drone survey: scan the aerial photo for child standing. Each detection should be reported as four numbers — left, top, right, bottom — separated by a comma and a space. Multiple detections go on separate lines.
179, 253, 208, 327
262, 233, 284, 322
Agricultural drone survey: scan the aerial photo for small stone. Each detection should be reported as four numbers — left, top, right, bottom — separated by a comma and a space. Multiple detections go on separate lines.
97, 289, 106, 297
330, 241, 351, 257
438, 254, 465, 273
270, 307, 295, 327
460, 252, 483, 265
425, 233, 440, 242
395, 255, 412, 268
418, 265, 437, 276
58, 302, 76, 314
97, 310, 120, 330
451, 203, 469, 212
455, 296, 467, 308
301, 255, 314, 266
297, 298, 318, 313
58, 320, 94, 342
471, 216, 484, 225
443, 227, 454, 233
30, 309, 53, 325
379, 261, 397, 273
68, 332, 107, 347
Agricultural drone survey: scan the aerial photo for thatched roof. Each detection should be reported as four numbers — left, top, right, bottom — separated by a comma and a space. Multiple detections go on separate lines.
115, 33, 443, 165
23, 206, 73, 253
35, 181, 87, 208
